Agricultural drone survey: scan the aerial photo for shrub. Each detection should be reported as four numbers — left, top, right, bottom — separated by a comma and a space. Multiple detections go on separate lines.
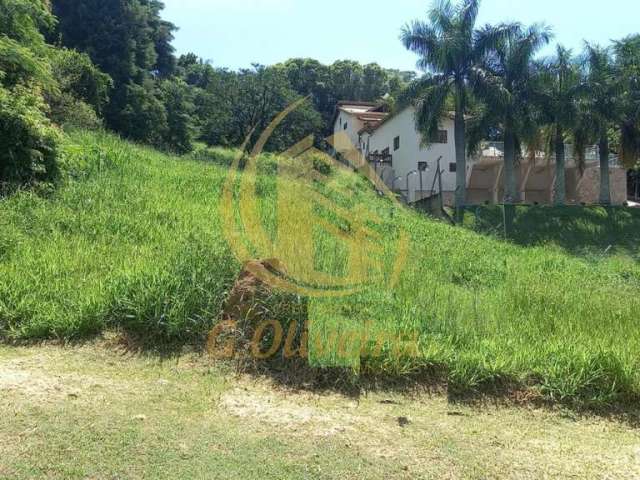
0, 85, 59, 184
0, 2, 60, 185
157, 78, 194, 154
108, 82, 168, 147
46, 47, 112, 128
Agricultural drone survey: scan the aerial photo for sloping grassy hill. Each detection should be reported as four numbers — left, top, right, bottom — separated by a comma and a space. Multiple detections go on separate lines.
1, 130, 639, 406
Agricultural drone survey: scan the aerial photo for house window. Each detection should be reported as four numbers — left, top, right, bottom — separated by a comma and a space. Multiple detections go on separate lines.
394, 136, 400, 151
429, 130, 448, 144
343, 122, 348, 130
449, 162, 457, 173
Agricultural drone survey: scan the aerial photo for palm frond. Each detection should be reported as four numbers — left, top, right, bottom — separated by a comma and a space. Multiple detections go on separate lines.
413, 80, 453, 147
400, 21, 443, 72
458, 0, 480, 36
474, 22, 521, 60
428, 0, 455, 35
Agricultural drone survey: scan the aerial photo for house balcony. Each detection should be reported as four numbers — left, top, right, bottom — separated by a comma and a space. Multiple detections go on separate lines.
367, 152, 393, 165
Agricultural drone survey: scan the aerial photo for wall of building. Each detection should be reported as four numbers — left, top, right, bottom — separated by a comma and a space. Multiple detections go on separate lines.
333, 111, 365, 155
466, 161, 628, 206
573, 166, 628, 204
365, 106, 457, 202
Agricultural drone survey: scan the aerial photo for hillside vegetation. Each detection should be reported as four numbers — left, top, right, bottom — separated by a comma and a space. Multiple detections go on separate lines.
1, 130, 640, 406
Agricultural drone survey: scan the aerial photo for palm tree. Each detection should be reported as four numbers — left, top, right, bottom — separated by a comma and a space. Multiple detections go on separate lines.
535, 46, 583, 205
573, 44, 620, 205
613, 35, 640, 170
469, 23, 552, 203
400, 0, 512, 218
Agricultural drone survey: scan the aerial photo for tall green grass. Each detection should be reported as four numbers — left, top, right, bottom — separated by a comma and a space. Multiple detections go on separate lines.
0, 130, 240, 342
1, 129, 639, 406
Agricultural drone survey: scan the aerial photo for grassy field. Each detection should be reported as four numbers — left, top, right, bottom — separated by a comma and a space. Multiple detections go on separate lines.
1, 343, 639, 480
464, 204, 640, 257
1, 130, 640, 406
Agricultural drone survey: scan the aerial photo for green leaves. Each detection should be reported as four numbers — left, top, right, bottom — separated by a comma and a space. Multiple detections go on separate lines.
0, 1, 61, 185
0, 84, 60, 183
0, 0, 55, 50
0, 36, 53, 89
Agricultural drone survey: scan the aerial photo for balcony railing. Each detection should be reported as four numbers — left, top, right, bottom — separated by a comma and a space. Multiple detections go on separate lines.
367, 152, 392, 164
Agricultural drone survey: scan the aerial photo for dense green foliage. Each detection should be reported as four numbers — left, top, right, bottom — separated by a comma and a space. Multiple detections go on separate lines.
614, 35, 640, 169
182, 62, 323, 151
50, 0, 189, 148
43, 0, 413, 156
47, 47, 113, 128
177, 55, 412, 149
0, 0, 114, 184
1, 130, 640, 407
0, 0, 59, 185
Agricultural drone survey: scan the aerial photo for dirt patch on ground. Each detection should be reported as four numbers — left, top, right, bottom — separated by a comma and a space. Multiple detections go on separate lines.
218, 380, 457, 471
0, 355, 130, 403
220, 385, 359, 437
0, 366, 63, 397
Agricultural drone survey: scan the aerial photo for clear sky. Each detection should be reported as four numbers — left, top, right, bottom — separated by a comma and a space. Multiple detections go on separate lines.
163, 0, 640, 72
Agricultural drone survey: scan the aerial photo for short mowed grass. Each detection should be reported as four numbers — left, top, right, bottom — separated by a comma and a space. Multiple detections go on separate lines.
1, 129, 640, 407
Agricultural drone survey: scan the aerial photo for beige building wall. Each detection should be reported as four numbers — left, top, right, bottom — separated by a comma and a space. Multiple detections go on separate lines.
572, 166, 628, 204
463, 160, 628, 206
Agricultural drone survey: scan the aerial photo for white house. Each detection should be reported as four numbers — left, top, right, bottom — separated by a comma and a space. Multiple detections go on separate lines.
333, 102, 459, 204
359, 106, 458, 203
332, 101, 389, 156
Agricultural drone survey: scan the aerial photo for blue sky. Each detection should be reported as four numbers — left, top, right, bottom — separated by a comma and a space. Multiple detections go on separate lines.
163, 0, 640, 72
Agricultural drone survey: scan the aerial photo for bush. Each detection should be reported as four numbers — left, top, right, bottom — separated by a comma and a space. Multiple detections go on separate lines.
0, 85, 60, 184
46, 47, 112, 128
0, 2, 60, 186
157, 78, 194, 154
108, 82, 168, 147
48, 92, 103, 130
0, 37, 53, 89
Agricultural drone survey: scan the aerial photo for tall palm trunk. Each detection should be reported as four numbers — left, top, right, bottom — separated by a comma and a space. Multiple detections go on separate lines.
503, 127, 518, 203
454, 85, 466, 221
553, 126, 566, 205
598, 134, 611, 205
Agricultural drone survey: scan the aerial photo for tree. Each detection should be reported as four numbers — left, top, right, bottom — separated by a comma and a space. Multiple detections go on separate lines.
614, 35, 640, 170
50, 0, 161, 84
113, 81, 168, 146
534, 46, 583, 205
158, 78, 194, 154
329, 60, 365, 102
282, 58, 333, 130
145, 0, 177, 78
50, 0, 183, 149
227, 65, 322, 152
281, 58, 405, 135
0, 0, 60, 184
0, 0, 55, 51
469, 23, 552, 203
401, 0, 512, 215
47, 47, 113, 128
361, 63, 390, 101
573, 44, 620, 204
189, 63, 322, 151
